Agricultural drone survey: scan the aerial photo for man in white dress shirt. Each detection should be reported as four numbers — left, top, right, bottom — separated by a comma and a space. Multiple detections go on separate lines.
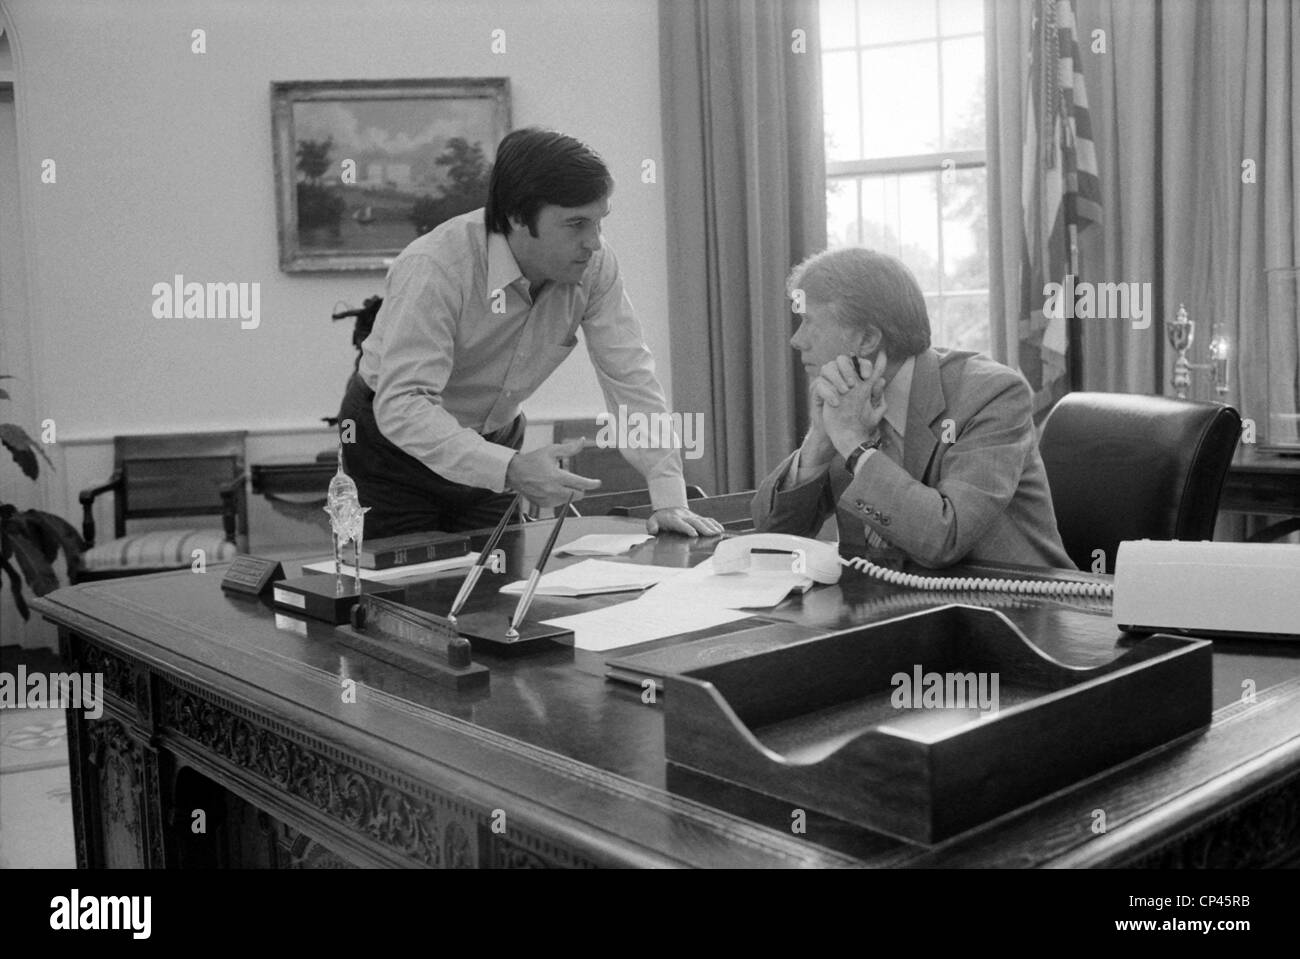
339, 128, 721, 539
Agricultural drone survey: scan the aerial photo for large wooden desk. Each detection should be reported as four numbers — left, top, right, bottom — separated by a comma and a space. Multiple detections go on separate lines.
1221, 447, 1300, 541
33, 518, 1300, 868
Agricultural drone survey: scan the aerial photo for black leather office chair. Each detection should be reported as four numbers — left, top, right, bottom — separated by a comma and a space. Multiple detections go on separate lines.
1038, 392, 1241, 572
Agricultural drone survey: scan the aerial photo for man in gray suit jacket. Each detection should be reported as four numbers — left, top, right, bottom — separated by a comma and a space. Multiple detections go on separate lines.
752, 248, 1073, 569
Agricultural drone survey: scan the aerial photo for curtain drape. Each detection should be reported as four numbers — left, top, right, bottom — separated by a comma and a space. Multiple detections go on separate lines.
987, 0, 1297, 426
659, 0, 826, 493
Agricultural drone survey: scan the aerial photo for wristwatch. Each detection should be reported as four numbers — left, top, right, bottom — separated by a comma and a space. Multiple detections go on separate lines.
844, 432, 884, 474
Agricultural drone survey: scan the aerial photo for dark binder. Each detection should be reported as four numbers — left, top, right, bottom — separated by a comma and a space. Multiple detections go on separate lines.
357, 531, 471, 569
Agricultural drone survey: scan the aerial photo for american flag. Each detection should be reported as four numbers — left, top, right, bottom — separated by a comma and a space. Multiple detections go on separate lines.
1019, 0, 1102, 422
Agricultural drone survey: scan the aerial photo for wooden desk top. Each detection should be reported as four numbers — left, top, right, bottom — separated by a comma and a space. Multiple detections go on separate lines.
1222, 446, 1300, 516
1231, 446, 1300, 474
34, 518, 1300, 867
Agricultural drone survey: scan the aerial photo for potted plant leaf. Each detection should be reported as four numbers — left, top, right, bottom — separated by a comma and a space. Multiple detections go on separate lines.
1, 375, 84, 619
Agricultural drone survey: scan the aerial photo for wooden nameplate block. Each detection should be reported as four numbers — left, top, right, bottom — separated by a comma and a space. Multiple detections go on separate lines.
271, 574, 405, 624
221, 556, 285, 597
453, 611, 574, 657
663, 604, 1212, 845
335, 595, 488, 690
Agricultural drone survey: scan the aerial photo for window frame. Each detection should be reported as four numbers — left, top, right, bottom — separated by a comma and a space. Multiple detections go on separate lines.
821, 1, 990, 350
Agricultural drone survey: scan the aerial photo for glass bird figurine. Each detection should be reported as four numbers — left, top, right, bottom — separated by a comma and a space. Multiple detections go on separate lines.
324, 444, 370, 596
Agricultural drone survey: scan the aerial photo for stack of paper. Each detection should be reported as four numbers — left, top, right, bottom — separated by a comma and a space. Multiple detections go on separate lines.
499, 559, 684, 597
644, 556, 813, 610
555, 533, 654, 556
536, 555, 812, 652
542, 597, 752, 652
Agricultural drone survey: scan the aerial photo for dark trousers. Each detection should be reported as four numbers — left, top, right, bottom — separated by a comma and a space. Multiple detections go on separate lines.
338, 374, 524, 538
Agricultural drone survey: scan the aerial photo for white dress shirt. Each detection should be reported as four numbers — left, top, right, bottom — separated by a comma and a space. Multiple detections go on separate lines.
357, 210, 688, 510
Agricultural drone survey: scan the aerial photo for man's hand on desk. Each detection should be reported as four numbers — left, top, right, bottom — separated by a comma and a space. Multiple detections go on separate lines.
647, 507, 725, 538
505, 438, 601, 507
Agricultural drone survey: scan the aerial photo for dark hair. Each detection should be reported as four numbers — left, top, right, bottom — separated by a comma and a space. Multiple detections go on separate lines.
484, 128, 614, 236
787, 248, 932, 357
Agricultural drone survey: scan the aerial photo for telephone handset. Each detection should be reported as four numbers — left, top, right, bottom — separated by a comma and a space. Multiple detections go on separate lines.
712, 534, 844, 584
713, 534, 1114, 599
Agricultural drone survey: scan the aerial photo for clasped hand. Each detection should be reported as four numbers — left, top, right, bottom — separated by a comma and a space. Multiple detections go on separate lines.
804, 351, 889, 462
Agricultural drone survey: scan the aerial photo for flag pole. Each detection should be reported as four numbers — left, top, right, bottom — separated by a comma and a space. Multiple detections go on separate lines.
1068, 220, 1083, 391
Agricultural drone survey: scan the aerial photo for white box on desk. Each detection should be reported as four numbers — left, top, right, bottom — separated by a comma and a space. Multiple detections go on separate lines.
1113, 540, 1300, 639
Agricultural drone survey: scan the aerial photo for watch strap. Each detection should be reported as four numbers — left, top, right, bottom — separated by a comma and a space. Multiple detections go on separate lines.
845, 433, 883, 474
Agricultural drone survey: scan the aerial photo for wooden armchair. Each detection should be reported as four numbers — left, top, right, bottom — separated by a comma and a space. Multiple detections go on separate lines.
77, 432, 249, 581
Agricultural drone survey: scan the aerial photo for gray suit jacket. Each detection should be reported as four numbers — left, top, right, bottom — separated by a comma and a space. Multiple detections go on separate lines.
752, 348, 1075, 569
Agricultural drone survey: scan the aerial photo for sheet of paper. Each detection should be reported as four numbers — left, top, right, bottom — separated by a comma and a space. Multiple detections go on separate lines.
499, 559, 685, 597
555, 533, 654, 556
302, 552, 478, 582
542, 596, 752, 652
645, 557, 813, 609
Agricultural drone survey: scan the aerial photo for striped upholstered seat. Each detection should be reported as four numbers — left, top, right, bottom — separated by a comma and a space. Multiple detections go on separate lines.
80, 529, 239, 573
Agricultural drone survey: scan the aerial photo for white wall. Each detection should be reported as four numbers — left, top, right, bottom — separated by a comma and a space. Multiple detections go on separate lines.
0, 0, 670, 646
2, 47, 58, 650
9, 0, 670, 441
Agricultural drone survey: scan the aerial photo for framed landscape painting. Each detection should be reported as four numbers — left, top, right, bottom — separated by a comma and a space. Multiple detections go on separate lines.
271, 78, 511, 272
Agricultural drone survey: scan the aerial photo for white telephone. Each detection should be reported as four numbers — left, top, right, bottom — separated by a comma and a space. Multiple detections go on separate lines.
713, 533, 1113, 598
711, 534, 844, 584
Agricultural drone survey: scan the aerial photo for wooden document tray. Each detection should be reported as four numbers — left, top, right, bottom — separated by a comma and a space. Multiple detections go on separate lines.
663, 604, 1212, 844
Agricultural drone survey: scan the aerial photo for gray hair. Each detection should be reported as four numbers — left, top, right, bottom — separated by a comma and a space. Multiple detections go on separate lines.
787, 248, 931, 357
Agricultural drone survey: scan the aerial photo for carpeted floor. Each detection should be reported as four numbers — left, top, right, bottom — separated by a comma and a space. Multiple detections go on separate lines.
0, 649, 77, 869
1, 708, 69, 772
